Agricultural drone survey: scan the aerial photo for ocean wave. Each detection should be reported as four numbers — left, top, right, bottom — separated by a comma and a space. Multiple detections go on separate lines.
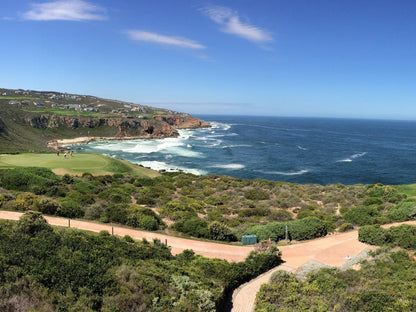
137, 161, 206, 175
222, 144, 252, 148
255, 169, 309, 176
337, 152, 367, 163
297, 145, 307, 150
208, 121, 232, 131
208, 164, 245, 170
108, 137, 201, 158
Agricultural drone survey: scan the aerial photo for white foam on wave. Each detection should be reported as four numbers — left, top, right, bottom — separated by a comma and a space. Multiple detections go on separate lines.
297, 145, 307, 150
208, 164, 245, 170
111, 136, 202, 158
256, 169, 309, 176
209, 121, 232, 131
339, 159, 352, 162
138, 160, 206, 175
337, 152, 367, 163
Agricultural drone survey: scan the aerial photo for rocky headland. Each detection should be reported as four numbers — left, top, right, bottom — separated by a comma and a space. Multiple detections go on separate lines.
0, 88, 210, 153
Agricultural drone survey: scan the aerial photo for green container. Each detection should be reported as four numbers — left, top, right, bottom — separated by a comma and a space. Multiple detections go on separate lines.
242, 235, 257, 245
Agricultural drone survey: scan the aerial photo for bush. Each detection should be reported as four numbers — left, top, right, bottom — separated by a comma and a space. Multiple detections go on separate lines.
84, 201, 107, 220
388, 224, 416, 249
105, 203, 128, 223
58, 199, 84, 218
387, 201, 416, 222
16, 211, 53, 236
209, 221, 237, 241
171, 217, 209, 238
244, 189, 270, 200
343, 206, 380, 226
126, 207, 165, 231
358, 225, 390, 245
38, 197, 60, 215
338, 223, 354, 232
0, 167, 58, 192
248, 217, 327, 241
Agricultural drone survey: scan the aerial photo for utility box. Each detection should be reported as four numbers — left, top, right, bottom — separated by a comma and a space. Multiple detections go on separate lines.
242, 235, 257, 245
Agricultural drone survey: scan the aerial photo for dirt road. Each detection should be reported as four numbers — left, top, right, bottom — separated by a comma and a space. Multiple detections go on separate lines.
0, 210, 253, 262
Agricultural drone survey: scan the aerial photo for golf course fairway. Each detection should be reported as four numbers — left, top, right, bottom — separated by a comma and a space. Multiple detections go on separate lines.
0, 153, 160, 177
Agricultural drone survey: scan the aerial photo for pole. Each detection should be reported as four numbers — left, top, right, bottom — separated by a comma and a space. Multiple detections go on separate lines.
68, 219, 70, 228
285, 225, 288, 242
112, 227, 114, 235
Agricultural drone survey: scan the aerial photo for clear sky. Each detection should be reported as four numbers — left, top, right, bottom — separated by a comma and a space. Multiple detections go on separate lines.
1, 0, 415, 119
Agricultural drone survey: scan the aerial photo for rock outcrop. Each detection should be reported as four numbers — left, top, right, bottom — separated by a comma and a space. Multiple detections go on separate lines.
25, 113, 209, 141
154, 114, 211, 129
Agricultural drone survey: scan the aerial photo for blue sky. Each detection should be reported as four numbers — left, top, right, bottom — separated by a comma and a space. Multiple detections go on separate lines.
1, 0, 415, 119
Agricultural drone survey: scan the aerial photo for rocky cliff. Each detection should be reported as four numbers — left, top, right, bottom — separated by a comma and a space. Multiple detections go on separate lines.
154, 114, 210, 129
25, 113, 209, 142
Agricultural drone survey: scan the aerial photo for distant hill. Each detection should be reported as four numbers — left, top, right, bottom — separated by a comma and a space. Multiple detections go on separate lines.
0, 88, 209, 153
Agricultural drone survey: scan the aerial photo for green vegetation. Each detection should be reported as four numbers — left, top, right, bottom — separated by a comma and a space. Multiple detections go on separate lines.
1, 164, 416, 242
255, 249, 416, 312
0, 212, 282, 311
359, 224, 416, 249
0, 153, 160, 177
23, 108, 114, 118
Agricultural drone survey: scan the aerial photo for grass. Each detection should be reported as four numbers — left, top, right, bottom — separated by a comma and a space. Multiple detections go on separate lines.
22, 108, 113, 118
0, 97, 42, 100
393, 184, 416, 197
0, 153, 160, 178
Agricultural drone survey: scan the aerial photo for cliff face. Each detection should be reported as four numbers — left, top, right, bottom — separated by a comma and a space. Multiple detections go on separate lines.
25, 114, 208, 140
154, 114, 210, 129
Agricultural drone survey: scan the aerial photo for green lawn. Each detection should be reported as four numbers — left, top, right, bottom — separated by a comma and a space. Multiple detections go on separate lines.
393, 184, 416, 197
22, 108, 113, 118
0, 153, 160, 178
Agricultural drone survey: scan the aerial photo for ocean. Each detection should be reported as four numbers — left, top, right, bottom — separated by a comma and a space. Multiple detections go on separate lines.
71, 115, 416, 185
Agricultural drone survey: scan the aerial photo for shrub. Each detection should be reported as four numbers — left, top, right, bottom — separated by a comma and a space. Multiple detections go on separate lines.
133, 178, 155, 187
73, 181, 103, 194
338, 223, 354, 232
98, 188, 131, 204
358, 225, 390, 245
244, 189, 270, 200
62, 174, 74, 184
387, 201, 416, 222
209, 221, 236, 241
16, 211, 53, 236
125, 207, 165, 231
105, 203, 128, 223
388, 224, 416, 249
38, 197, 60, 215
58, 199, 84, 218
171, 217, 209, 238
248, 217, 327, 241
84, 201, 107, 220
289, 217, 328, 240
343, 205, 380, 226
0, 167, 57, 191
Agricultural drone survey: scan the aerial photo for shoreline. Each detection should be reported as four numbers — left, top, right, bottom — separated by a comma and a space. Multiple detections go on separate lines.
47, 134, 179, 150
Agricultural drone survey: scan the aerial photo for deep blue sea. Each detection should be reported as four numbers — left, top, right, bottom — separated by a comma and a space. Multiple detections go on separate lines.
71, 115, 416, 185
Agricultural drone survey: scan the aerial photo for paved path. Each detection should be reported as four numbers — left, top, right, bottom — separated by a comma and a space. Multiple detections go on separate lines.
0, 210, 254, 262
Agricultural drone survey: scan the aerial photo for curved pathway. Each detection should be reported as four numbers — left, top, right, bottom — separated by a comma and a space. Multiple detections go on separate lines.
0, 210, 253, 262
231, 220, 416, 312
